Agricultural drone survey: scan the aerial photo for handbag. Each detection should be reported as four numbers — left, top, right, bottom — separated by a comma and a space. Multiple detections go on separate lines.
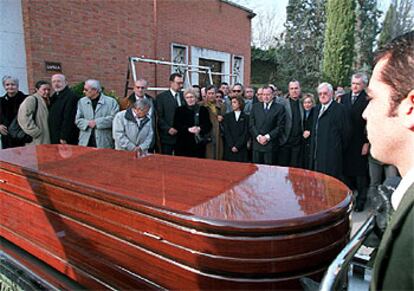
194, 106, 212, 145
8, 97, 38, 143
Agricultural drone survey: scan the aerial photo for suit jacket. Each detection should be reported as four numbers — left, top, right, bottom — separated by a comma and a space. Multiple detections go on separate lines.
156, 90, 184, 145
276, 96, 304, 146
310, 101, 351, 180
371, 183, 414, 290
223, 111, 249, 162
48, 86, 79, 144
249, 101, 286, 152
75, 94, 119, 148
341, 90, 369, 176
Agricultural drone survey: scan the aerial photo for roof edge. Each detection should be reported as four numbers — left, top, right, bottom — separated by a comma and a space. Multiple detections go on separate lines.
220, 0, 256, 18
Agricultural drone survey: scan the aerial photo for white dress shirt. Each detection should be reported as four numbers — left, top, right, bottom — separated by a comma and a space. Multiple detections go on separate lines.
392, 168, 414, 210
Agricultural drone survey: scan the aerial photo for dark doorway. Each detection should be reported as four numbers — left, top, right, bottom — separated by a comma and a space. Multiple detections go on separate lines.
198, 58, 222, 88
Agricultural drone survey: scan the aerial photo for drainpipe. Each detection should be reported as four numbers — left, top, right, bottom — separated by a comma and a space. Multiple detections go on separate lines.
153, 0, 158, 89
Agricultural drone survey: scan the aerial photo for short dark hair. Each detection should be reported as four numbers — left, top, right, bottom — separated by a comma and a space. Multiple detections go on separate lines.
231, 96, 245, 111
220, 82, 229, 86
35, 80, 50, 89
216, 90, 224, 97
374, 31, 414, 111
169, 73, 182, 82
205, 85, 216, 93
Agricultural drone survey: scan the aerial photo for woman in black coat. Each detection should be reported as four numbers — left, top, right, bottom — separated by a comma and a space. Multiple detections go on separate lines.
301, 93, 315, 169
173, 88, 212, 158
223, 97, 249, 162
0, 76, 27, 149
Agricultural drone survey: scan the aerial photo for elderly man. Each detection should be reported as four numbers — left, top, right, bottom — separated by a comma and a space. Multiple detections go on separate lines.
0, 75, 27, 148
363, 31, 413, 291
250, 86, 286, 165
113, 98, 153, 156
244, 86, 254, 115
48, 74, 79, 145
341, 73, 370, 211
310, 82, 350, 180
156, 73, 184, 155
277, 80, 304, 167
75, 79, 119, 148
127, 79, 156, 151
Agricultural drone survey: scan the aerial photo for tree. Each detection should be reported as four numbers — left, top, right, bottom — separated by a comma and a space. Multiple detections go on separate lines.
322, 0, 356, 87
378, 0, 414, 48
272, 0, 326, 93
353, 0, 381, 71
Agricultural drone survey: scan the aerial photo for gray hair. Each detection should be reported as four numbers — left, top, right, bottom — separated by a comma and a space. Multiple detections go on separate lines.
52, 74, 66, 82
133, 98, 150, 110
135, 79, 148, 87
85, 79, 102, 92
317, 82, 334, 94
352, 72, 368, 85
2, 75, 19, 87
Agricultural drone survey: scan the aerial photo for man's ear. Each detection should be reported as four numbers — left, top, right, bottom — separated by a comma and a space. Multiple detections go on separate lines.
400, 89, 414, 130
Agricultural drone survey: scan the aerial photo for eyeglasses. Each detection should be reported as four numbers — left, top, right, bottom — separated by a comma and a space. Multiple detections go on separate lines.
232, 90, 241, 93
135, 86, 146, 89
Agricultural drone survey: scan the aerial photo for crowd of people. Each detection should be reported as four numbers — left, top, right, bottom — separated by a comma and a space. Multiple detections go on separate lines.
0, 64, 400, 213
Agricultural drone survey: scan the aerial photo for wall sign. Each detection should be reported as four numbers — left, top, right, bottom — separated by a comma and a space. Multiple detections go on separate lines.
45, 61, 62, 72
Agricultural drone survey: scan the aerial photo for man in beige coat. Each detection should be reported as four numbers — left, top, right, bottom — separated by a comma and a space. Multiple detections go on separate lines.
18, 80, 51, 145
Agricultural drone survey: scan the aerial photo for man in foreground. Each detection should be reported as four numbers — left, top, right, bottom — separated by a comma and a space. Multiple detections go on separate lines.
363, 31, 413, 290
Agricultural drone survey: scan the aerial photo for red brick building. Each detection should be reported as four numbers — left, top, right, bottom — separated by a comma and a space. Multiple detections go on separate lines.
5, 0, 254, 97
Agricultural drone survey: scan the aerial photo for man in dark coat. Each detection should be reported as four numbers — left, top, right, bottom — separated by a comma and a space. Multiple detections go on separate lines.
310, 82, 350, 181
341, 73, 370, 211
276, 80, 304, 167
156, 73, 184, 155
250, 86, 286, 165
48, 74, 79, 144
363, 31, 413, 290
0, 75, 27, 149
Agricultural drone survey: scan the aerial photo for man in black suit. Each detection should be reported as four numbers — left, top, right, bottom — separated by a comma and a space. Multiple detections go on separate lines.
341, 73, 370, 211
156, 73, 184, 155
310, 82, 350, 180
250, 86, 286, 165
277, 80, 304, 167
364, 31, 413, 291
48, 74, 79, 145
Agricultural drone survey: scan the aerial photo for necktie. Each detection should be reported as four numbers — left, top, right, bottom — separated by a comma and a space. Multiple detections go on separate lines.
318, 106, 326, 118
175, 93, 181, 107
351, 95, 357, 105
265, 103, 269, 113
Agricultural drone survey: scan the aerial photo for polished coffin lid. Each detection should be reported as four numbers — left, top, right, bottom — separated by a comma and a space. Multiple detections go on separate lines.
0, 145, 350, 233
0, 145, 351, 233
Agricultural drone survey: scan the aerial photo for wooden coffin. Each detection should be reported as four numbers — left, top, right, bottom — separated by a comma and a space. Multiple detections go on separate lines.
0, 145, 352, 289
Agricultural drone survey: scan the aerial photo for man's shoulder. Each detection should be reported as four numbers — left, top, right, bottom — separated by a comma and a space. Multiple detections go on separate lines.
156, 90, 171, 99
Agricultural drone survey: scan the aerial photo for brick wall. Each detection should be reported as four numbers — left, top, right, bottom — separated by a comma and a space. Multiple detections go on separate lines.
22, 0, 252, 97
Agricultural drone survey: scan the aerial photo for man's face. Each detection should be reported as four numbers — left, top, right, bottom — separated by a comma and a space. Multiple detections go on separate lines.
134, 81, 146, 97
232, 85, 242, 97
51, 75, 66, 92
170, 76, 183, 92
318, 86, 332, 105
206, 89, 216, 103
288, 82, 301, 99
351, 77, 365, 95
134, 106, 149, 118
220, 84, 229, 96
256, 88, 263, 102
83, 83, 99, 99
262, 88, 273, 103
363, 59, 402, 164
3, 80, 18, 96
245, 88, 254, 100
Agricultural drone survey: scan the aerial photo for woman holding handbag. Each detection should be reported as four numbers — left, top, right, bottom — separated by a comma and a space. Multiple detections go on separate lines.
173, 88, 212, 158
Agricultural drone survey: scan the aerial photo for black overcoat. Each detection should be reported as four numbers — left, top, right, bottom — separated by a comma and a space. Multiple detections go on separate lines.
0, 91, 27, 148
173, 105, 211, 158
48, 86, 79, 144
340, 90, 369, 176
310, 101, 351, 180
156, 90, 184, 145
223, 111, 249, 162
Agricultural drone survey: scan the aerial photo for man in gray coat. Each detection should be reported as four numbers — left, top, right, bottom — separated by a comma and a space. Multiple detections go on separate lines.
75, 79, 119, 148
113, 98, 153, 156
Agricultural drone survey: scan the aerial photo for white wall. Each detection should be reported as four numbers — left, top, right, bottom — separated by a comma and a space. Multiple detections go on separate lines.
0, 0, 28, 95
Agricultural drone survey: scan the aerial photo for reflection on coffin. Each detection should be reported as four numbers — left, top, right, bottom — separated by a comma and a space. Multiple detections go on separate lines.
0, 145, 352, 289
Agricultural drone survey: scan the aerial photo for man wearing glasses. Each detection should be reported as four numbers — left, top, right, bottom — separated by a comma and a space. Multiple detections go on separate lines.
156, 73, 184, 155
